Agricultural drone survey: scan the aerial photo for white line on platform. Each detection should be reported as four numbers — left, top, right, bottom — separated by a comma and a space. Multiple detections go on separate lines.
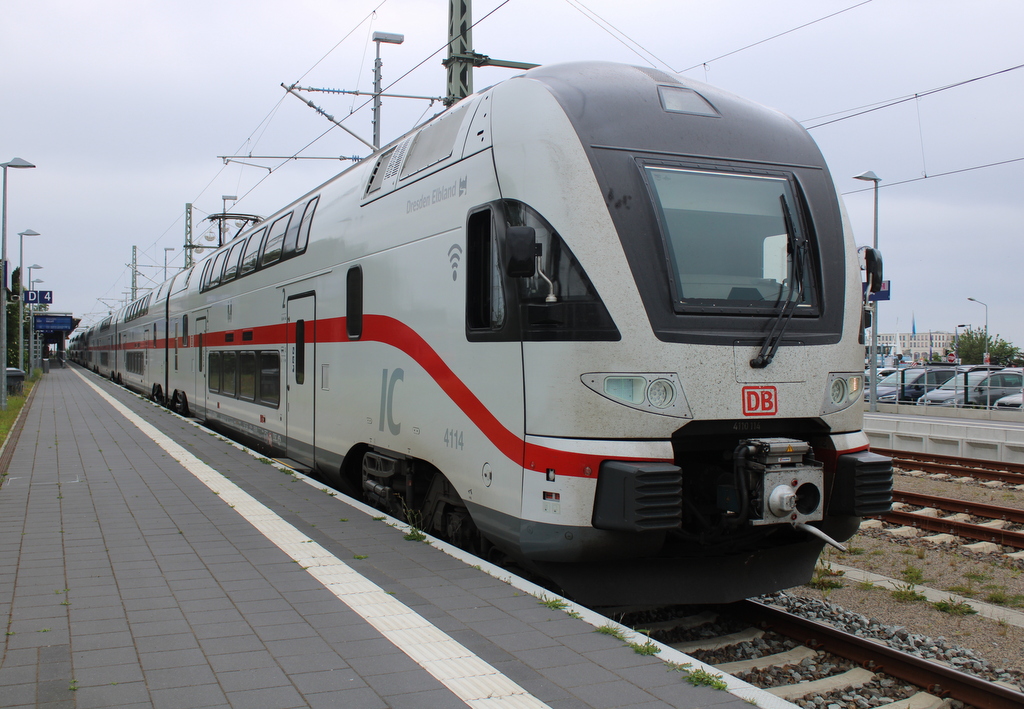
75, 370, 550, 709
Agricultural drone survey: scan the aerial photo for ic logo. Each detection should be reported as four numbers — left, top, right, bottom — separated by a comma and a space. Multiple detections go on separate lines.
742, 386, 778, 416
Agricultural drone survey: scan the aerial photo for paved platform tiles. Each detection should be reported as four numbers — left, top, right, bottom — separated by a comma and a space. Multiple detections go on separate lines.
0, 368, 784, 709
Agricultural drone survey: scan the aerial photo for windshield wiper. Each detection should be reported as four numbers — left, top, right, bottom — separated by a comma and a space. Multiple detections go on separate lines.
750, 195, 805, 369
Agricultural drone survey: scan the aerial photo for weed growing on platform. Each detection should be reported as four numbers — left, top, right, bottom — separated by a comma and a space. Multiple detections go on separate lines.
595, 624, 626, 640
353, 554, 368, 560
685, 668, 727, 690
538, 596, 568, 611
627, 633, 659, 656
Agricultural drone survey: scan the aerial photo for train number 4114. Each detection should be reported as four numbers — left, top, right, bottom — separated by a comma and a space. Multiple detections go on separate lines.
444, 428, 464, 450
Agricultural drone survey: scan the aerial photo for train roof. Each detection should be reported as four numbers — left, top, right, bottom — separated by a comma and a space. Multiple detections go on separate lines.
518, 61, 826, 170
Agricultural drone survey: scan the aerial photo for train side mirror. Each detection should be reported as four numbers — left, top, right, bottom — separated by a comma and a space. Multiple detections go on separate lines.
506, 226, 537, 277
863, 247, 883, 293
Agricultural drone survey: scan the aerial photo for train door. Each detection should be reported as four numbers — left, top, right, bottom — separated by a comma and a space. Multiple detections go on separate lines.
286, 294, 316, 467
194, 313, 208, 417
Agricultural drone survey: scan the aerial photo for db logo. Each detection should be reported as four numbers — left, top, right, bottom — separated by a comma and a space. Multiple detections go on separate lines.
742, 386, 778, 416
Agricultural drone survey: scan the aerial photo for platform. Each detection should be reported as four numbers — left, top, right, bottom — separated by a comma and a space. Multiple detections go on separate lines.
0, 367, 782, 709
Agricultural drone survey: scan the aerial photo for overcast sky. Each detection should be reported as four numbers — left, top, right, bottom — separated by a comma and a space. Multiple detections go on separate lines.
4, 0, 1023, 349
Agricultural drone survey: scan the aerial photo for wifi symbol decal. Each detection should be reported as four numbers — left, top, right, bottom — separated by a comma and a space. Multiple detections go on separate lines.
448, 243, 463, 281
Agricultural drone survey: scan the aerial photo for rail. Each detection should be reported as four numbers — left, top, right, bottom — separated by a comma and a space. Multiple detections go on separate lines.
734, 599, 1024, 709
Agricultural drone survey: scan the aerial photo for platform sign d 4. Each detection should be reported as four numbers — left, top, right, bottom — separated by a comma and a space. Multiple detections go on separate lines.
25, 290, 53, 304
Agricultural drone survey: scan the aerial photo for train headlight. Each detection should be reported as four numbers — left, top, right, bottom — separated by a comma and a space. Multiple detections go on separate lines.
646, 379, 675, 408
821, 373, 863, 415
582, 373, 692, 418
829, 377, 848, 405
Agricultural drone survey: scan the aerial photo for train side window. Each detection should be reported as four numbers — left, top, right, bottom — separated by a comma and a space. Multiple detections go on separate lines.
239, 352, 256, 401
466, 208, 505, 330
200, 259, 214, 291
208, 250, 229, 289
261, 213, 293, 267
259, 352, 281, 407
286, 195, 318, 256
182, 315, 188, 344
346, 266, 362, 340
294, 319, 305, 385
222, 240, 246, 282
239, 227, 266, 275
208, 351, 221, 393
222, 351, 238, 397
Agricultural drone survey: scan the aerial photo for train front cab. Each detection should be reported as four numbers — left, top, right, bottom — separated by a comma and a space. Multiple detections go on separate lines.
473, 62, 894, 605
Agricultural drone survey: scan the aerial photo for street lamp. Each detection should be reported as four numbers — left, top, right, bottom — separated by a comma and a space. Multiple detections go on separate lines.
967, 298, 990, 407
164, 247, 176, 281
25, 263, 43, 371
967, 298, 989, 363
854, 170, 882, 412
955, 323, 969, 364
29, 278, 43, 372
1, 157, 36, 410
372, 31, 405, 150
17, 229, 40, 372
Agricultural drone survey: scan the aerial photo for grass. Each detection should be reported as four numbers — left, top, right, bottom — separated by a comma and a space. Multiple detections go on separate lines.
595, 624, 627, 641
808, 562, 845, 590
890, 582, 927, 603
901, 565, 926, 585
538, 596, 569, 611
685, 668, 728, 690
0, 378, 36, 442
933, 597, 977, 616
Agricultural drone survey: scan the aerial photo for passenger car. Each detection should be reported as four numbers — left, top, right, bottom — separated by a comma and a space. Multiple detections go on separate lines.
917, 368, 1022, 408
870, 366, 957, 404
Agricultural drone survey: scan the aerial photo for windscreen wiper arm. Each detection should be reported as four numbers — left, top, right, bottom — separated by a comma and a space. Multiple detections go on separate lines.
750, 195, 805, 369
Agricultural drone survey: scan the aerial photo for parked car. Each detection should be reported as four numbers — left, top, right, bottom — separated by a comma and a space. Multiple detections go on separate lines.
864, 367, 897, 387
917, 368, 1023, 408
917, 369, 992, 407
994, 392, 1023, 410
869, 366, 957, 403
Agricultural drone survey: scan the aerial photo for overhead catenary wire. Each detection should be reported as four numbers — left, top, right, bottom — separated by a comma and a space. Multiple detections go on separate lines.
803, 63, 1024, 130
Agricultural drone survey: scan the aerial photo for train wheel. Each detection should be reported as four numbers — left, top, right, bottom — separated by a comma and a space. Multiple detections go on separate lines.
172, 391, 190, 417
151, 385, 164, 405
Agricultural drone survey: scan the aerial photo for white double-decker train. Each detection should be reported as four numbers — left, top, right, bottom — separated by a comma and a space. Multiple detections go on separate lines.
73, 61, 891, 606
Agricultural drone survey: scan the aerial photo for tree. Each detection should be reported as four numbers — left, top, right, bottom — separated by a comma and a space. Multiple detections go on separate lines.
954, 327, 1021, 366
5, 267, 21, 368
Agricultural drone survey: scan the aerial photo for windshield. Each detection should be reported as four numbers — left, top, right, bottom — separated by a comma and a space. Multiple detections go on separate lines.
645, 167, 814, 312
935, 370, 990, 390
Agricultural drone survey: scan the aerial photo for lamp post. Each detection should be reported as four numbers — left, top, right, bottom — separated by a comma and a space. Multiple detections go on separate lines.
372, 31, 405, 150
1, 157, 37, 410
26, 263, 42, 371
29, 278, 43, 372
968, 298, 990, 407
955, 323, 969, 364
967, 298, 989, 364
164, 247, 175, 282
17, 229, 40, 372
854, 170, 882, 411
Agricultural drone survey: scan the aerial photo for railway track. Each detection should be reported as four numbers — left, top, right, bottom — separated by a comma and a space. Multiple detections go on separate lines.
640, 599, 1024, 709
882, 490, 1024, 550
874, 448, 1024, 485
